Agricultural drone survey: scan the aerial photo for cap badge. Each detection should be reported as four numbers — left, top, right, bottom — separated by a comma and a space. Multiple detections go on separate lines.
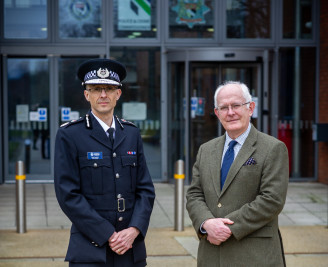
97, 68, 110, 79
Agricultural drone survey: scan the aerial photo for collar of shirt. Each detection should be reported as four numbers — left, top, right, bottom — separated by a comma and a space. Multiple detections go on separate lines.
221, 123, 251, 166
91, 112, 116, 137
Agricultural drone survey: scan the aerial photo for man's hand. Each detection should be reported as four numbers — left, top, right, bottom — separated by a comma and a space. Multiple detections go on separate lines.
109, 227, 140, 255
203, 218, 234, 245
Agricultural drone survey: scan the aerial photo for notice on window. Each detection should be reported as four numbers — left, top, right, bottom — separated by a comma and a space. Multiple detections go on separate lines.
16, 105, 29, 122
122, 102, 147, 121
118, 0, 151, 31
252, 97, 258, 118
61, 107, 80, 121
29, 108, 47, 122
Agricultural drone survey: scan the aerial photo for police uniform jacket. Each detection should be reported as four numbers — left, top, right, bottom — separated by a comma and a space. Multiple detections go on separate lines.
54, 111, 155, 266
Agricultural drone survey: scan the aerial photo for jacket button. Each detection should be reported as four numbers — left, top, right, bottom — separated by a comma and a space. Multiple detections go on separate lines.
117, 194, 122, 199
133, 163, 136, 167
118, 217, 123, 222
93, 163, 97, 168
113, 152, 117, 157
218, 203, 222, 208
116, 173, 120, 178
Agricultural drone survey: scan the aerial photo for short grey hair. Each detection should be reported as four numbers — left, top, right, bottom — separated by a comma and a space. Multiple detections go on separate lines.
214, 81, 252, 108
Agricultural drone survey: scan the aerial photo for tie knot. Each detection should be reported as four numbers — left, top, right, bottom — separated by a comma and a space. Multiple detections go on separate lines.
107, 128, 114, 135
229, 140, 238, 149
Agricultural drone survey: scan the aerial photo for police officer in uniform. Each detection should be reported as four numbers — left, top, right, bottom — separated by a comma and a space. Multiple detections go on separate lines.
54, 58, 155, 267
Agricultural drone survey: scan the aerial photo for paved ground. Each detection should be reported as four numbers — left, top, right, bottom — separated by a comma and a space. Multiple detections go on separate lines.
0, 182, 327, 266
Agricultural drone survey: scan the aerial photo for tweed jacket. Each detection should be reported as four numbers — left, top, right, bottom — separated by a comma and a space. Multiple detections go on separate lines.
186, 125, 289, 267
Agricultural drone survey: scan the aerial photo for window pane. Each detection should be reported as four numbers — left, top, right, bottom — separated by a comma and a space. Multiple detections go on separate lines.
4, 0, 47, 39
169, 0, 214, 39
226, 0, 271, 39
113, 0, 157, 38
59, 0, 102, 39
283, 0, 312, 39
110, 47, 161, 180
278, 47, 316, 178
7, 58, 50, 176
58, 58, 92, 125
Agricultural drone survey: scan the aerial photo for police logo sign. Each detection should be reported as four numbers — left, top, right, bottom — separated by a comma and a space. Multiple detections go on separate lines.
171, 0, 210, 29
70, 0, 91, 20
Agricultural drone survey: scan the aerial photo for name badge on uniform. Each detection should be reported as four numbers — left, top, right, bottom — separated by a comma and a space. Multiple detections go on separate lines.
87, 152, 103, 160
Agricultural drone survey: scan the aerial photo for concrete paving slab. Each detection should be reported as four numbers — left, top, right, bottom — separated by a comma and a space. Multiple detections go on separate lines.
280, 226, 328, 254
285, 254, 328, 267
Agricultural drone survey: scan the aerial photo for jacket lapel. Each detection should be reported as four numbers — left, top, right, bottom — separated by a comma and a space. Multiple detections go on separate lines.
220, 125, 257, 196
113, 118, 126, 149
209, 136, 225, 198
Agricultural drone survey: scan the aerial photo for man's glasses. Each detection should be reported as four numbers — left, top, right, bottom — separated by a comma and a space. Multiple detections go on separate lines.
86, 86, 119, 94
216, 102, 250, 113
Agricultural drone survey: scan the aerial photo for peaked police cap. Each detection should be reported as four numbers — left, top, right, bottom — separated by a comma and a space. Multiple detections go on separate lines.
77, 58, 127, 86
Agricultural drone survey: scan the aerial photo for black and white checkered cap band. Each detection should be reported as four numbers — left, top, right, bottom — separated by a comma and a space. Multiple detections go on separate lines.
83, 70, 121, 85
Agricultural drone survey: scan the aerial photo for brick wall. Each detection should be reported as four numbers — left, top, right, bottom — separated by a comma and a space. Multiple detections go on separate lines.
319, 0, 328, 184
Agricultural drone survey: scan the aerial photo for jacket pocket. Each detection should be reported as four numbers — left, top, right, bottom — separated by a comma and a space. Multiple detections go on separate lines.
65, 230, 106, 263
79, 156, 111, 195
121, 156, 138, 190
248, 225, 273, 238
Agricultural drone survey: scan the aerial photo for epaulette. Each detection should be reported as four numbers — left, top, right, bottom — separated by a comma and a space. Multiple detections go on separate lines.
116, 116, 137, 128
60, 117, 84, 128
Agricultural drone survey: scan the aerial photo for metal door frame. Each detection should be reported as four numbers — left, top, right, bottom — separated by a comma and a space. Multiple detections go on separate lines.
166, 47, 269, 183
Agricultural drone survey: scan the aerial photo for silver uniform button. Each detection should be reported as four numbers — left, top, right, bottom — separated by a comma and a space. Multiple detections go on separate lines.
118, 217, 123, 222
218, 203, 222, 208
93, 163, 97, 168
117, 194, 122, 199
116, 173, 120, 179
113, 152, 117, 157
133, 162, 136, 167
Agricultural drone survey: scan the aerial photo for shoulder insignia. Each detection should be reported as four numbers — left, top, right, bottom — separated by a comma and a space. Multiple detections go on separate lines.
115, 115, 137, 128
85, 114, 93, 129
60, 117, 83, 128
120, 118, 137, 128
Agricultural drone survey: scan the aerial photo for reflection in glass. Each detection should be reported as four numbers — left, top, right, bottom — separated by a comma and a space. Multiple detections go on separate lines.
113, 0, 157, 38
190, 65, 219, 173
279, 47, 315, 178
59, 0, 102, 39
4, 0, 47, 39
169, 0, 214, 38
168, 62, 185, 181
283, 0, 312, 39
7, 58, 50, 176
226, 0, 271, 39
58, 58, 92, 125
110, 47, 161, 180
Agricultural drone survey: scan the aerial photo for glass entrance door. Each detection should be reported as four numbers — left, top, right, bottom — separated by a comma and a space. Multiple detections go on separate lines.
189, 63, 261, 176
168, 61, 262, 183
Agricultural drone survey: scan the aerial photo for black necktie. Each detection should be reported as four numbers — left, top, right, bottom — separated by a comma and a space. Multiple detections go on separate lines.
220, 140, 238, 190
107, 128, 114, 145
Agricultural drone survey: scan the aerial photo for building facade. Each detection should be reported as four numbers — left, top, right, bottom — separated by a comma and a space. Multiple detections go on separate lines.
1, 0, 327, 184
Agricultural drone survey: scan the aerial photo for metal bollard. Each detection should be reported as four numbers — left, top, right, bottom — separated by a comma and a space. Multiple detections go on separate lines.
16, 161, 26, 233
174, 160, 185, 231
